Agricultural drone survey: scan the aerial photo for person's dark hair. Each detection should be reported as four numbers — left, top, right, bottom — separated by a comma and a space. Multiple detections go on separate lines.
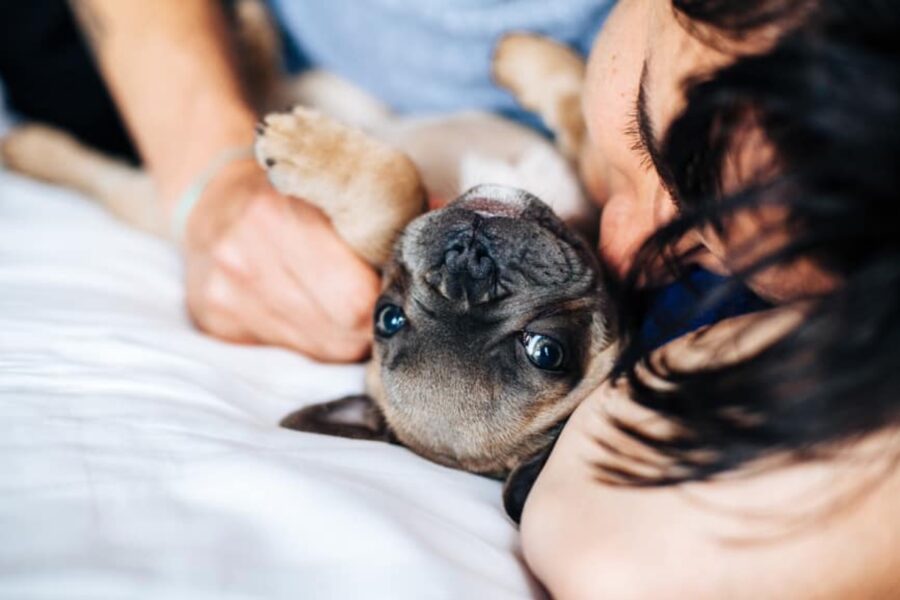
608, 0, 900, 484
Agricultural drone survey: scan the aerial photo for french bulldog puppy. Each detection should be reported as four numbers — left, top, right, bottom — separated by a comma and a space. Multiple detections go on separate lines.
278, 184, 616, 520
0, 0, 608, 517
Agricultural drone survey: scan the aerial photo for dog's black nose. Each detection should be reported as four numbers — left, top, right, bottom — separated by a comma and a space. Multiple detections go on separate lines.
425, 231, 507, 305
445, 237, 494, 278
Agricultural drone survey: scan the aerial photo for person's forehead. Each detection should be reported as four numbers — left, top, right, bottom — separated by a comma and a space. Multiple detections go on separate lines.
645, 3, 734, 136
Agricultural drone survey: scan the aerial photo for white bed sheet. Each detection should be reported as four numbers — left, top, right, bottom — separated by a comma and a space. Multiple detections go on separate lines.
0, 166, 541, 599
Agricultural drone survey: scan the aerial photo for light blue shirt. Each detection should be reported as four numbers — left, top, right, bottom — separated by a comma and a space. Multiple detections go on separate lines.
269, 0, 615, 117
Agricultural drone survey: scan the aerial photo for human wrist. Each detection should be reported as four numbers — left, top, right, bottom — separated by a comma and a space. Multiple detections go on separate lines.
153, 100, 259, 212
169, 145, 259, 242
179, 157, 268, 249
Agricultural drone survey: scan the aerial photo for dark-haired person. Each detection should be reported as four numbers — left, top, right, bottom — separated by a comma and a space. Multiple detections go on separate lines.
521, 1, 900, 597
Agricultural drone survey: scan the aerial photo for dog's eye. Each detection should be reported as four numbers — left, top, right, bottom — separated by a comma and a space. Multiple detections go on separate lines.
522, 332, 565, 371
375, 304, 408, 338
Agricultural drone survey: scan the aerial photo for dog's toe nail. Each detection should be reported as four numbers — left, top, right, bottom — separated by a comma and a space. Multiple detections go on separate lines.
255, 122, 267, 135
265, 158, 276, 167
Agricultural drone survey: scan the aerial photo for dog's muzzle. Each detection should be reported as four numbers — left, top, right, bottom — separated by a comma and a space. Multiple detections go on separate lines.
424, 221, 509, 306
423, 184, 538, 306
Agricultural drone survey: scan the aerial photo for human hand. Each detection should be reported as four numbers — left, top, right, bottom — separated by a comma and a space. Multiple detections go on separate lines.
180, 159, 381, 362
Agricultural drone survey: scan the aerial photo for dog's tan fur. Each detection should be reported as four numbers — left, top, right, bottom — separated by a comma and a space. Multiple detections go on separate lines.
493, 33, 587, 161
1, 124, 163, 234
391, 333, 617, 476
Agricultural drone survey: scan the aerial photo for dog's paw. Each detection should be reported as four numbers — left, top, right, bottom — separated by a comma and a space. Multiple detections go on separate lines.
255, 107, 425, 266
493, 33, 585, 103
493, 33, 586, 159
255, 107, 372, 198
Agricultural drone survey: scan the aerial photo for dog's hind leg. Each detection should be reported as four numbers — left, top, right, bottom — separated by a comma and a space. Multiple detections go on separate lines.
1, 124, 163, 236
492, 33, 587, 161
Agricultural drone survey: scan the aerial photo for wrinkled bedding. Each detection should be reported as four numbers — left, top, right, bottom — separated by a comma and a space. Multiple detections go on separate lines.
0, 156, 539, 599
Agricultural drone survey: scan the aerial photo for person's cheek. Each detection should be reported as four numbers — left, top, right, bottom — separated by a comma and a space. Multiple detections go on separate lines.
598, 192, 655, 277
578, 140, 610, 206
599, 181, 685, 278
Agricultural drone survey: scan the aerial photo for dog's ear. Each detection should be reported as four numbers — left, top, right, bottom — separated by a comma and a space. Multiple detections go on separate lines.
502, 429, 564, 524
280, 395, 395, 442
502, 449, 550, 525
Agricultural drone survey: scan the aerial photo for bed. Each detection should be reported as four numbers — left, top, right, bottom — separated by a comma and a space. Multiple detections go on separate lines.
0, 107, 541, 598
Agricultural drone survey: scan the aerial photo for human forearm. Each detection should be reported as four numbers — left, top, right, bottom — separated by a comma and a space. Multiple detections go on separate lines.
66, 1, 380, 363
69, 0, 257, 209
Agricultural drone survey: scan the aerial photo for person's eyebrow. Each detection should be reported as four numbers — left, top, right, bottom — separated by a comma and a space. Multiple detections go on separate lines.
633, 61, 664, 172
627, 59, 677, 197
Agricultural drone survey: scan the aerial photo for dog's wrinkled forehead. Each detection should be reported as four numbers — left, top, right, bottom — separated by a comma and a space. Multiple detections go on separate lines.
398, 184, 595, 307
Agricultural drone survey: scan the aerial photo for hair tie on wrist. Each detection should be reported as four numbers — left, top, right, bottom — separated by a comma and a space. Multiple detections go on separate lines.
170, 145, 256, 243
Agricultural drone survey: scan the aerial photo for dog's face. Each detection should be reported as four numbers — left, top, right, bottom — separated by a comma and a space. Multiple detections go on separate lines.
283, 184, 614, 483
373, 184, 614, 474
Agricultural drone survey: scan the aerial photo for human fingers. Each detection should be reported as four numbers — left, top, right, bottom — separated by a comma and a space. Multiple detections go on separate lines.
276, 198, 381, 335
